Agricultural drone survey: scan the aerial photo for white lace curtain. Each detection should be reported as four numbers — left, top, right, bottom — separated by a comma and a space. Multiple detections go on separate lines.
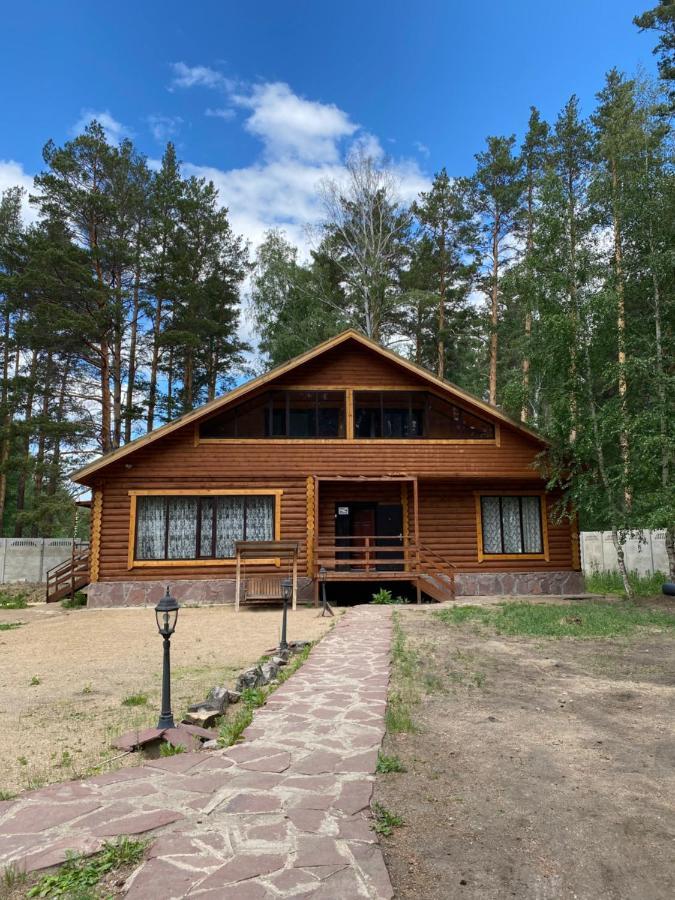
481, 495, 542, 555
135, 494, 275, 560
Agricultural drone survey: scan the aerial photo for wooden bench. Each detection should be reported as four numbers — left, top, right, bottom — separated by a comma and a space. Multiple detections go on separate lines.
241, 575, 285, 604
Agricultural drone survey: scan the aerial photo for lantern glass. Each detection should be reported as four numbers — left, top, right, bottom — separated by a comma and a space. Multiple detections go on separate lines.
155, 587, 180, 636
281, 578, 292, 601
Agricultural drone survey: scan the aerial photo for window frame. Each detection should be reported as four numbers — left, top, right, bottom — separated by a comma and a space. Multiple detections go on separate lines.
196, 386, 500, 445
474, 491, 549, 562
347, 385, 501, 447
127, 489, 283, 569
198, 389, 347, 441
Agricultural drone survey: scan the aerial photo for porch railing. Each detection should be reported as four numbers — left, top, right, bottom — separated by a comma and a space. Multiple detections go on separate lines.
314, 534, 418, 574
312, 535, 457, 597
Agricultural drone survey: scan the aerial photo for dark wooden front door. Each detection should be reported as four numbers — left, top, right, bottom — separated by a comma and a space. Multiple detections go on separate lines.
335, 502, 403, 571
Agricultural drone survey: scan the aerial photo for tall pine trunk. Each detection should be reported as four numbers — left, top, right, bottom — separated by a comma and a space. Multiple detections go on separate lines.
124, 261, 142, 443
14, 349, 38, 537
488, 222, 499, 405
146, 297, 163, 432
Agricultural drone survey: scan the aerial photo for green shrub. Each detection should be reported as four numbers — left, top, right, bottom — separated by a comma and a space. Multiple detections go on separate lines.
372, 588, 407, 605
0, 592, 28, 609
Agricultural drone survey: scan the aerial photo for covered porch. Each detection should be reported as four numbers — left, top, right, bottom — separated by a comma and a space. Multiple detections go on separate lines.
307, 475, 456, 603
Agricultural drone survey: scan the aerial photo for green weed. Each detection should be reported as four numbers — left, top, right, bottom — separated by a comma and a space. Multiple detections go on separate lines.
61, 592, 87, 609
29, 675, 41, 686
218, 706, 253, 746
372, 801, 404, 836
27, 837, 147, 898
0, 789, 16, 801
372, 588, 407, 605
0, 622, 23, 631
376, 752, 407, 774
159, 742, 185, 757
121, 693, 148, 707
240, 687, 267, 708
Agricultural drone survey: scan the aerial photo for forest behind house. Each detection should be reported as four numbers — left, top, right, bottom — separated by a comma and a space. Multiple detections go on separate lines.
0, 4, 673, 584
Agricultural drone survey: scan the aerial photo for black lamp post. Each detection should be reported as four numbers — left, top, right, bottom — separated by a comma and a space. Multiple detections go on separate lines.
280, 577, 292, 652
155, 586, 180, 730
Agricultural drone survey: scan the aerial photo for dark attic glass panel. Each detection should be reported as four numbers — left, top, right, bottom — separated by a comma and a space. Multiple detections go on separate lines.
199, 390, 346, 439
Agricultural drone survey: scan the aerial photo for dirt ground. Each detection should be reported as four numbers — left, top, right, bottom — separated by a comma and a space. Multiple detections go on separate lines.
0, 603, 337, 796
375, 601, 675, 900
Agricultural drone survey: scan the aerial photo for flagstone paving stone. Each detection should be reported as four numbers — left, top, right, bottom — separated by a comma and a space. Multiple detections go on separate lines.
0, 606, 393, 897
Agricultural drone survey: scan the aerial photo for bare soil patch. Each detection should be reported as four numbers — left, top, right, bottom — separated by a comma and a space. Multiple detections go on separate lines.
0, 603, 336, 796
375, 602, 675, 900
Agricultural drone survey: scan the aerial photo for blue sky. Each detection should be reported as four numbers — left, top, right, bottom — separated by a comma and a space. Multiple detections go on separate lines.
1, 0, 657, 252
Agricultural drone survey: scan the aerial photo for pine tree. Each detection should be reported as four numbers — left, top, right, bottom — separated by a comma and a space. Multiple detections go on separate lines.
470, 136, 524, 404
411, 170, 477, 379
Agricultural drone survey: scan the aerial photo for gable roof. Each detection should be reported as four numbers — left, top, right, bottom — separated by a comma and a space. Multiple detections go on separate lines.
71, 329, 549, 484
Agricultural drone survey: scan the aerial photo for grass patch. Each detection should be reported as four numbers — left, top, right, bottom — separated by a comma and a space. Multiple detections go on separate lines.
437, 601, 675, 638
376, 752, 406, 774
29, 675, 41, 686
372, 801, 404, 836
121, 693, 148, 707
218, 705, 254, 746
27, 837, 147, 898
0, 789, 16, 801
585, 569, 667, 598
239, 687, 267, 709
61, 592, 87, 609
218, 641, 316, 748
385, 611, 420, 733
0, 592, 28, 609
0, 622, 23, 631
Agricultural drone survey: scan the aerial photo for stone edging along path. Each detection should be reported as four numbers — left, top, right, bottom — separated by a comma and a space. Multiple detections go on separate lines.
0, 605, 394, 899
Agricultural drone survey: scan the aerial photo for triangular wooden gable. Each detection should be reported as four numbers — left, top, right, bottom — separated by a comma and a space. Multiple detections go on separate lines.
72, 330, 548, 483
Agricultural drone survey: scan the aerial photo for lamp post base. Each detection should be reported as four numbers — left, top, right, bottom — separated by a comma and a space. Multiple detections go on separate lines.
157, 714, 175, 730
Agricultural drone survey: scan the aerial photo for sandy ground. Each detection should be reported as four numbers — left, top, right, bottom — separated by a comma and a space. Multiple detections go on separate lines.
375, 604, 675, 900
0, 603, 337, 796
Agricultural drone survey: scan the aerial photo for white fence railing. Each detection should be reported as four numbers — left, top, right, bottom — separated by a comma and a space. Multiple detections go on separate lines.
580, 530, 669, 577
0, 539, 88, 584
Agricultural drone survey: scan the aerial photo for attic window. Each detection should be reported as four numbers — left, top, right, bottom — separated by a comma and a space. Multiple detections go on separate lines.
200, 390, 346, 439
353, 391, 494, 440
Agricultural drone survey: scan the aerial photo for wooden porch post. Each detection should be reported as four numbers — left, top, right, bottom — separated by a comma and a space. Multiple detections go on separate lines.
292, 552, 298, 611
313, 476, 319, 606
412, 477, 420, 571
235, 552, 241, 612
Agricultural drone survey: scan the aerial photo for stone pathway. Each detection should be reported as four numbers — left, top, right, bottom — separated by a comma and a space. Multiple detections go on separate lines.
0, 606, 394, 898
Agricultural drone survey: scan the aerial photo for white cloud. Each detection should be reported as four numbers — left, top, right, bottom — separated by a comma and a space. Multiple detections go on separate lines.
147, 114, 182, 142
205, 107, 235, 121
170, 62, 230, 91
0, 160, 37, 223
71, 109, 129, 143
233, 82, 357, 163
184, 82, 429, 259
414, 140, 430, 158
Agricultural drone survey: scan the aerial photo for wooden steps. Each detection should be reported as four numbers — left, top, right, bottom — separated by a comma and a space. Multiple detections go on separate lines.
419, 573, 456, 603
46, 547, 90, 602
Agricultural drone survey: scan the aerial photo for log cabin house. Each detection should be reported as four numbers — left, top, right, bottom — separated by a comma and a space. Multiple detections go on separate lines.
65, 330, 583, 608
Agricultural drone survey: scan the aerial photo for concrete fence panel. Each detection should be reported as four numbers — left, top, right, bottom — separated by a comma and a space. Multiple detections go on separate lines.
0, 539, 88, 584
580, 530, 669, 577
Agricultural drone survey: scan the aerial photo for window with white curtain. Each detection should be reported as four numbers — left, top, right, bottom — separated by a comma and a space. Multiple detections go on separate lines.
134, 494, 276, 560
480, 495, 544, 555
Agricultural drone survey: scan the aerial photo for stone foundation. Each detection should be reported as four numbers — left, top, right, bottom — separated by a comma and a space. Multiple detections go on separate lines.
454, 570, 585, 597
87, 570, 585, 608
85, 577, 315, 609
